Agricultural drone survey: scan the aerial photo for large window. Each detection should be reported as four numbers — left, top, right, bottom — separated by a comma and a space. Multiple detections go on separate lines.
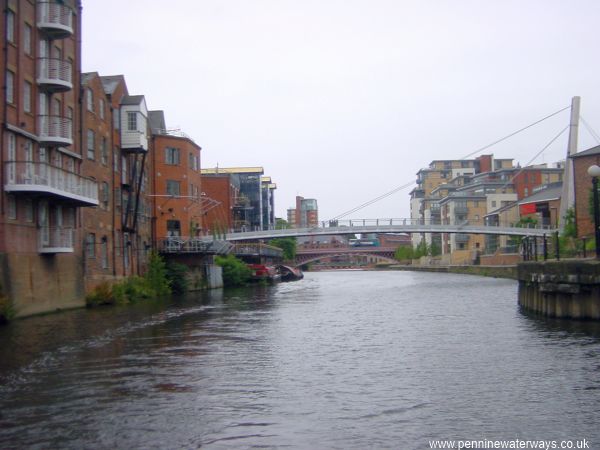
166, 180, 180, 196
101, 237, 108, 269
23, 81, 32, 113
87, 129, 95, 160
100, 137, 108, 165
86, 88, 93, 112
99, 99, 105, 119
165, 147, 180, 165
6, 10, 14, 43
6, 71, 14, 104
127, 112, 137, 131
23, 24, 32, 55
86, 233, 95, 258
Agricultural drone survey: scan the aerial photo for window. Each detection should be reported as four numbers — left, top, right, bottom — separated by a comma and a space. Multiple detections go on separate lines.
115, 232, 121, 257
166, 180, 180, 196
113, 150, 119, 172
127, 112, 137, 131
165, 147, 180, 165
87, 129, 95, 159
99, 99, 105, 119
25, 199, 33, 222
524, 188, 529, 197
101, 237, 108, 269
102, 182, 109, 206
6, 71, 14, 104
491, 200, 497, 208
7, 196, 16, 219
86, 88, 93, 112
24, 24, 32, 55
100, 137, 108, 165
114, 187, 121, 207
23, 81, 32, 113
114, 109, 120, 130
6, 10, 14, 43
189, 152, 198, 170
86, 233, 95, 258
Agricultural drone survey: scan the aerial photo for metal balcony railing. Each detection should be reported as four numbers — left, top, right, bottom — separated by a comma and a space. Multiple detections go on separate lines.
4, 161, 99, 206
38, 115, 73, 146
38, 226, 74, 253
37, 57, 73, 92
453, 205, 469, 214
37, 1, 73, 39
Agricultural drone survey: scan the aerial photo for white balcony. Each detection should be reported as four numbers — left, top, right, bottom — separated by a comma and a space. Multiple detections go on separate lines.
37, 57, 73, 92
4, 161, 99, 206
38, 115, 73, 147
37, 1, 73, 39
39, 226, 74, 253
120, 129, 148, 153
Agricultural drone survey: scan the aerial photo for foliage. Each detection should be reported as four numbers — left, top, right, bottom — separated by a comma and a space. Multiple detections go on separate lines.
276, 218, 291, 229
269, 237, 297, 260
144, 251, 171, 298
561, 207, 577, 239
166, 262, 189, 295
0, 283, 15, 324
215, 255, 252, 287
394, 240, 439, 261
85, 281, 117, 307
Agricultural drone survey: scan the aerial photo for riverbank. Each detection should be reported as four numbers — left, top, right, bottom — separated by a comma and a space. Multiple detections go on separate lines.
382, 264, 518, 279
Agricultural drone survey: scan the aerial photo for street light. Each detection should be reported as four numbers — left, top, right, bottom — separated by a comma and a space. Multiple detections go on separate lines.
587, 164, 600, 259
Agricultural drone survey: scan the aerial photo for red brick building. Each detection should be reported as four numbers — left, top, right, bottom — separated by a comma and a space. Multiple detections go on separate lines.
571, 145, 600, 238
0, 1, 102, 316
149, 111, 202, 240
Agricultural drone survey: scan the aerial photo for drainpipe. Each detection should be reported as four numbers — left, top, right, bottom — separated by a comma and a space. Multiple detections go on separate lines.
2, 0, 10, 214
110, 103, 116, 276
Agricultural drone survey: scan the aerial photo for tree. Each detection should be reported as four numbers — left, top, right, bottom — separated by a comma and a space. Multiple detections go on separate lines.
145, 251, 172, 298
215, 255, 252, 287
269, 237, 297, 260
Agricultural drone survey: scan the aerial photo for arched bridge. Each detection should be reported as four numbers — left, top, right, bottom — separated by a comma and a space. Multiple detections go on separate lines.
217, 218, 557, 241
296, 246, 398, 265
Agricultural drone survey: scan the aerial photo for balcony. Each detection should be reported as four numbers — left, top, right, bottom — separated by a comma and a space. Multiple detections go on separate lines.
38, 115, 72, 146
39, 227, 74, 254
121, 129, 148, 153
454, 205, 469, 214
37, 1, 73, 39
37, 57, 72, 92
4, 161, 99, 206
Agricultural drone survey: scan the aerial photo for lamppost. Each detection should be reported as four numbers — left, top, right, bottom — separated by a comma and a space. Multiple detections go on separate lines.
587, 164, 600, 259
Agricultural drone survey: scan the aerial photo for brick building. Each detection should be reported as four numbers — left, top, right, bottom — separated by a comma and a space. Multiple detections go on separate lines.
0, 1, 103, 316
571, 145, 600, 238
149, 110, 202, 240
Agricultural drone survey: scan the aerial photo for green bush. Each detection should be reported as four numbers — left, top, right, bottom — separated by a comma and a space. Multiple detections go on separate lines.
166, 262, 189, 295
85, 281, 116, 306
269, 237, 297, 260
144, 251, 171, 298
0, 284, 15, 323
215, 255, 252, 287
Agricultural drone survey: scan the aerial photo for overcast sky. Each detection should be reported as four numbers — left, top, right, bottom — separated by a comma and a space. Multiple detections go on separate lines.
82, 0, 600, 221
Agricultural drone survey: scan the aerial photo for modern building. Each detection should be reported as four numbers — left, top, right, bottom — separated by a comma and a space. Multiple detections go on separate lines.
201, 167, 276, 232
0, 0, 102, 316
149, 111, 202, 241
288, 195, 318, 228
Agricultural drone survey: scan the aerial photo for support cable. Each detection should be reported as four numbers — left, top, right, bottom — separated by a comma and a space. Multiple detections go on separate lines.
580, 115, 600, 144
329, 105, 570, 221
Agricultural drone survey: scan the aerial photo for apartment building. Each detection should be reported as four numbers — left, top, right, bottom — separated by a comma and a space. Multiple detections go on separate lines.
149, 110, 202, 240
0, 1, 103, 315
201, 167, 274, 232
287, 195, 318, 228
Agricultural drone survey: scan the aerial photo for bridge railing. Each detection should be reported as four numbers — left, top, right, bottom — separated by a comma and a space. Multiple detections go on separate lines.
157, 237, 233, 254
269, 218, 555, 231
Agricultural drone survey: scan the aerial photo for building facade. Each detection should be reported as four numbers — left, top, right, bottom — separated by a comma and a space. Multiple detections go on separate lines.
0, 0, 102, 316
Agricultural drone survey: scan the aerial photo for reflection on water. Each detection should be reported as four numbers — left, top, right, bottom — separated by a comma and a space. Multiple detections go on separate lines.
1, 271, 599, 449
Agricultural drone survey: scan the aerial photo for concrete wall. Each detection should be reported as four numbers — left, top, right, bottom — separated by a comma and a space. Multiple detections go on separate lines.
518, 261, 600, 319
0, 252, 85, 318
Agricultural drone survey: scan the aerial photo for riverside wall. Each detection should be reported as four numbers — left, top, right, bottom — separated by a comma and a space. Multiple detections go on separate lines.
517, 260, 600, 320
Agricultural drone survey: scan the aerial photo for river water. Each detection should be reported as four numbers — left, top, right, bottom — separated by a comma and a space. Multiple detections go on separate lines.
1, 271, 600, 449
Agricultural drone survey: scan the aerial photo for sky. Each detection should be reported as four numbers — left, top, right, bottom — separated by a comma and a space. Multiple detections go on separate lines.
82, 0, 600, 221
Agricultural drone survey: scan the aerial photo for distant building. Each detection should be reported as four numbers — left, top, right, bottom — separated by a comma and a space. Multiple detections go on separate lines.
201, 167, 276, 231
288, 196, 318, 228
